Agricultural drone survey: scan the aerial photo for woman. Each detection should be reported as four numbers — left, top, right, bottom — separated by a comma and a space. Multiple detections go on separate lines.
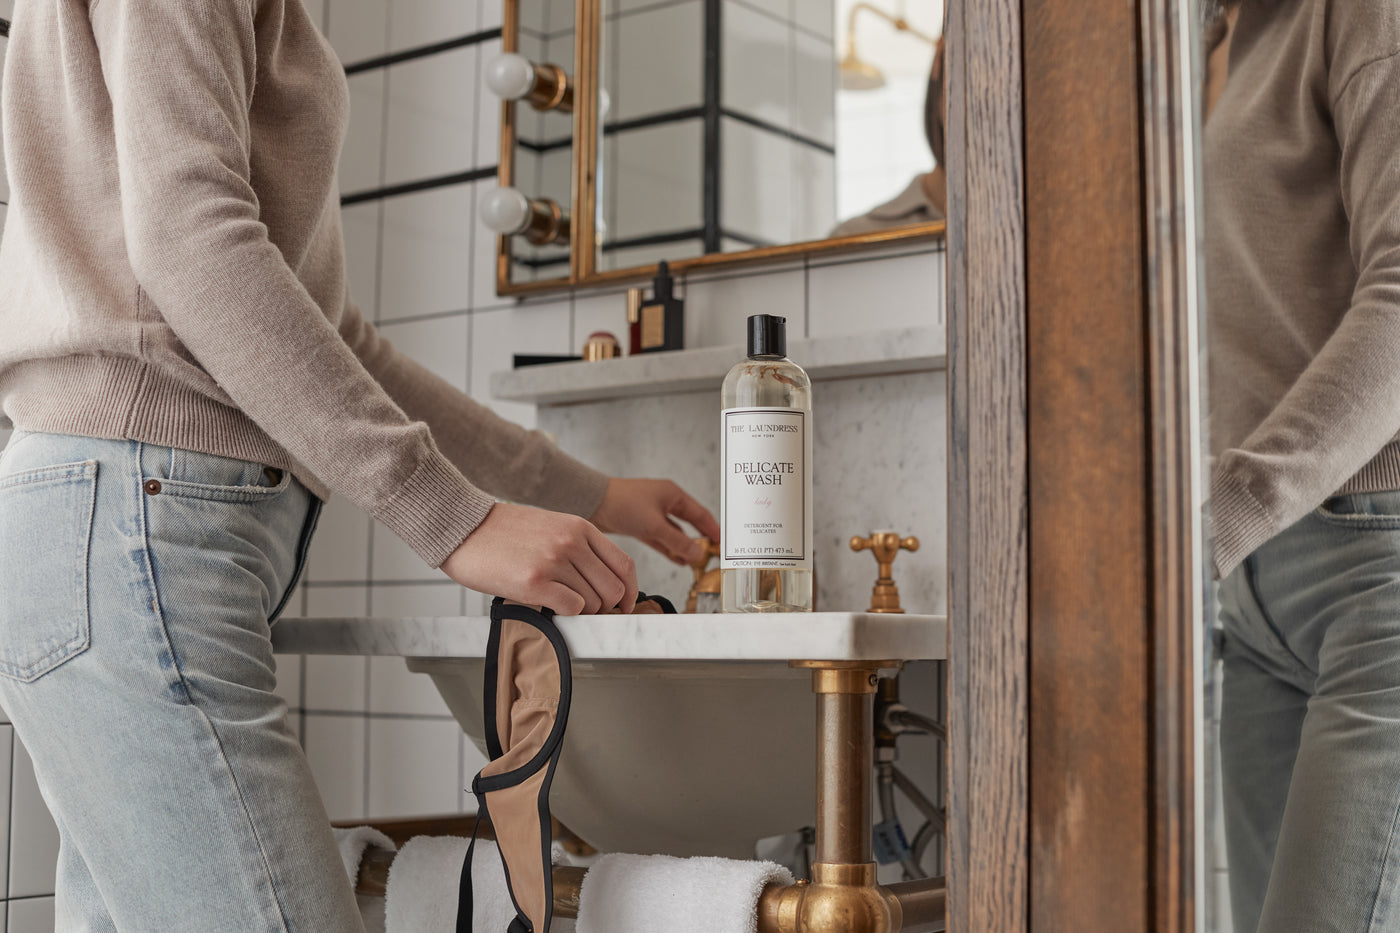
0, 1, 719, 929
1207, 0, 1400, 929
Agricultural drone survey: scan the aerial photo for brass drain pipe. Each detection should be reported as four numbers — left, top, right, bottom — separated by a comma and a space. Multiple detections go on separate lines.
355, 660, 946, 931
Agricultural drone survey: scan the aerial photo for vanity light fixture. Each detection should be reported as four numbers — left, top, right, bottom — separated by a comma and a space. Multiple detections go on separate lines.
839, 1, 938, 92
486, 52, 575, 113
480, 186, 572, 247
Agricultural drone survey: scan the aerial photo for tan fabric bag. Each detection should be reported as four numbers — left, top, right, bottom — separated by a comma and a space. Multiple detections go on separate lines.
456, 594, 675, 932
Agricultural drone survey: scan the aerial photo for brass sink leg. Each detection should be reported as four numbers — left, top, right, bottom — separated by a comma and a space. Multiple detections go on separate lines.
775, 660, 904, 933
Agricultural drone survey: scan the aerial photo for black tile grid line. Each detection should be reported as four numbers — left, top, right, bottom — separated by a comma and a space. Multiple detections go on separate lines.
374, 306, 477, 328
703, 0, 722, 253
340, 165, 498, 206
719, 108, 835, 156
343, 27, 504, 77
604, 0, 697, 25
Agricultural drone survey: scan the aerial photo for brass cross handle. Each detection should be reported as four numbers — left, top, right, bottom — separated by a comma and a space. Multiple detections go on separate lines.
688, 537, 720, 579
850, 532, 920, 613
686, 538, 722, 613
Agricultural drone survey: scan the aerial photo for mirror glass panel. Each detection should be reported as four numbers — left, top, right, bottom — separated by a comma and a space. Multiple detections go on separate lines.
593, 0, 944, 273
498, 0, 578, 287
1198, 1, 1400, 930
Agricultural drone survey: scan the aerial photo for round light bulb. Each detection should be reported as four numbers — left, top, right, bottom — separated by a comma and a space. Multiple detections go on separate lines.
479, 187, 532, 235
485, 53, 536, 100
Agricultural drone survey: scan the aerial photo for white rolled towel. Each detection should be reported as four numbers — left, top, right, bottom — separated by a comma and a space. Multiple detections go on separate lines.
333, 825, 396, 883
386, 836, 579, 933
575, 854, 794, 933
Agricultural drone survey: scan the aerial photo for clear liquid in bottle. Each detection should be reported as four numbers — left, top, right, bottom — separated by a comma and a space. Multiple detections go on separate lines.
721, 315, 813, 612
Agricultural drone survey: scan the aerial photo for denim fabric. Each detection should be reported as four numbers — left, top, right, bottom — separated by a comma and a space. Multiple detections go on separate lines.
0, 431, 363, 932
1220, 489, 1400, 933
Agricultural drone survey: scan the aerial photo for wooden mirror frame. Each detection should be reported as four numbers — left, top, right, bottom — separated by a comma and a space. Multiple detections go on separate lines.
949, 0, 1204, 929
493, 0, 594, 297
495, 0, 947, 296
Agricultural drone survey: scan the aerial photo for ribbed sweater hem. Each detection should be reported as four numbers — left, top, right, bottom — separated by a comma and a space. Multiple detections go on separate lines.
0, 355, 499, 567
0, 355, 328, 497
1213, 439, 1400, 579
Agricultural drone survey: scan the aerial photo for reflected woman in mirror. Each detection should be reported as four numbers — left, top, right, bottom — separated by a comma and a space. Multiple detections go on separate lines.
1206, 1, 1400, 930
830, 35, 947, 237
0, 1, 719, 929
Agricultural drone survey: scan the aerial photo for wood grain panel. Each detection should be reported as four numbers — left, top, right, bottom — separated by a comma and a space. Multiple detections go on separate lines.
1024, 0, 1152, 929
945, 0, 1029, 928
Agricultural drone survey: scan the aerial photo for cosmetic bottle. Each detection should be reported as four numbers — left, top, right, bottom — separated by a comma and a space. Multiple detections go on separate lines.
637, 261, 684, 353
720, 314, 814, 612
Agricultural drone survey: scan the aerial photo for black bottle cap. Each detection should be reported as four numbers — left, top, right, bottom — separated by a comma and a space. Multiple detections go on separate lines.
747, 314, 786, 358
652, 260, 673, 301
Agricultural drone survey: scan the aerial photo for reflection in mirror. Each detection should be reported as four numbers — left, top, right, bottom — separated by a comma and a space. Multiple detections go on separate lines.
594, 0, 943, 273
493, 0, 579, 286
1203, 1, 1400, 931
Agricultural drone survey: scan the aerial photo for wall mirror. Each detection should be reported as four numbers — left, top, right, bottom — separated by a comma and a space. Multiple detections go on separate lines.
489, 0, 946, 293
485, 0, 585, 294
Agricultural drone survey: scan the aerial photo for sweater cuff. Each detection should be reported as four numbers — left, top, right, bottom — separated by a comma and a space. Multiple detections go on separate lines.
1209, 471, 1277, 580
375, 451, 498, 568
532, 444, 611, 519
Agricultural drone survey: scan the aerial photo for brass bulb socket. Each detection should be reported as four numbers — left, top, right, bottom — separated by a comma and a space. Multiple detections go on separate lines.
524, 197, 571, 247
525, 62, 574, 113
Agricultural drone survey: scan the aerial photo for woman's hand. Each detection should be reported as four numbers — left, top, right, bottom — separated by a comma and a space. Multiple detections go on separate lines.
441, 502, 637, 615
589, 478, 722, 566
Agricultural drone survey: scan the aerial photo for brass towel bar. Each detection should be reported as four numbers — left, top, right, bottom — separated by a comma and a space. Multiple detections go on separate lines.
348, 658, 946, 932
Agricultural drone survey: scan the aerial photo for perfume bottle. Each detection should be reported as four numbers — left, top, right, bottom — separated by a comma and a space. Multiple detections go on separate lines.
720, 314, 814, 612
637, 261, 684, 353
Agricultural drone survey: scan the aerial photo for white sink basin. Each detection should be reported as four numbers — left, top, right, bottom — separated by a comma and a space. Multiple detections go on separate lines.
271, 612, 945, 858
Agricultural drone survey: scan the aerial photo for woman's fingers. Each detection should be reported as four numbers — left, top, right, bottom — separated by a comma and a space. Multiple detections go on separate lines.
585, 525, 638, 612
667, 489, 722, 544
554, 561, 605, 615
441, 503, 638, 616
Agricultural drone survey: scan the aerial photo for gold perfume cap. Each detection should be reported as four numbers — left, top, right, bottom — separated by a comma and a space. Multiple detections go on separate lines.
626, 288, 643, 324
582, 331, 621, 361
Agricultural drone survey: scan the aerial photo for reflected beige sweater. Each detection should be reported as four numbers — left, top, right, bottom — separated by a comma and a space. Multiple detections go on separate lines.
1206, 0, 1400, 577
0, 0, 607, 567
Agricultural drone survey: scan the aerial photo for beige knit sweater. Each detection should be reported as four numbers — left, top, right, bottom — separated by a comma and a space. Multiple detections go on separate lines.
0, 0, 608, 567
1207, 0, 1400, 577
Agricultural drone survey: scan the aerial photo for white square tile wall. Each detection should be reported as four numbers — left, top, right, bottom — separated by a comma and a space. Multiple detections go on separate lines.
9, 742, 58, 901
0, 1, 963, 914
612, 121, 705, 241
304, 714, 369, 821
614, 2, 704, 122
383, 48, 479, 186
341, 71, 387, 194
378, 183, 474, 320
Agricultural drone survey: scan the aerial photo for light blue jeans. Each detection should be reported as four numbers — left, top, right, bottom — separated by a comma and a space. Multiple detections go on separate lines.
0, 431, 364, 932
1220, 489, 1400, 933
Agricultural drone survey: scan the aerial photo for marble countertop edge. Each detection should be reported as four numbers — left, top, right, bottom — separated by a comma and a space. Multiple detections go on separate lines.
269, 612, 948, 661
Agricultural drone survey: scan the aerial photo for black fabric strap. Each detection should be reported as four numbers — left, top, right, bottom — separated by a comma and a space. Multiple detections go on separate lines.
456, 598, 572, 933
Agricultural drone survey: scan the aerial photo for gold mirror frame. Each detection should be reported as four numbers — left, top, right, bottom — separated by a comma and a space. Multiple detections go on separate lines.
495, 0, 947, 297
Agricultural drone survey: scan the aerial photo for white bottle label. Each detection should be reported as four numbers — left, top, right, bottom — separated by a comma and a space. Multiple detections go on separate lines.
721, 407, 812, 570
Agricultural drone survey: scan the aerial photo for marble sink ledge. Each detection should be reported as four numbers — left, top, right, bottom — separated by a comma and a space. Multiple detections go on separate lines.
269, 612, 947, 662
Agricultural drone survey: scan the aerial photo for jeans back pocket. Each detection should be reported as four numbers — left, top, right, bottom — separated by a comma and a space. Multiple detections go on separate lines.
0, 460, 98, 682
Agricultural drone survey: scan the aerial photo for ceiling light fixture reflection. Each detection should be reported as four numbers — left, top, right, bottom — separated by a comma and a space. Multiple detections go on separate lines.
839, 2, 939, 92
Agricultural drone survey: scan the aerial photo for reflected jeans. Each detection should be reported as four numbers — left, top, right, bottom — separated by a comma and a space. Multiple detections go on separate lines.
0, 432, 363, 932
1220, 489, 1400, 933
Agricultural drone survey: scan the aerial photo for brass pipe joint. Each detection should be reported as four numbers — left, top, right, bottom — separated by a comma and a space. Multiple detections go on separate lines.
758, 864, 904, 933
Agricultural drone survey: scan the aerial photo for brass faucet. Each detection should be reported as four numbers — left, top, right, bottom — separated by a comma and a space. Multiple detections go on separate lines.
849, 532, 920, 613
686, 537, 721, 613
